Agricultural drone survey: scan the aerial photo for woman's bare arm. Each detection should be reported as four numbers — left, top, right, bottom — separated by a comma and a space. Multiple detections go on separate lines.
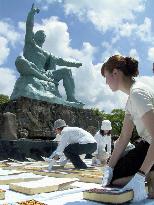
108, 114, 134, 168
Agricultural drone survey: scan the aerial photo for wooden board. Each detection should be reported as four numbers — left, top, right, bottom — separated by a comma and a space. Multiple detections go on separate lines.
0, 168, 25, 176
62, 167, 101, 174
0, 173, 42, 185
23, 164, 64, 172
83, 187, 133, 204
0, 189, 5, 200
79, 174, 102, 184
58, 168, 102, 183
2, 162, 25, 170
83, 186, 149, 204
3, 162, 43, 170
33, 170, 79, 178
16, 199, 47, 205
33, 167, 102, 182
10, 177, 78, 195
0, 161, 10, 168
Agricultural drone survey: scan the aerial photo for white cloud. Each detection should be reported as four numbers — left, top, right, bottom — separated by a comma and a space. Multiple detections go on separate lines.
34, 17, 97, 62
34, 17, 74, 58
138, 76, 154, 89
18, 22, 26, 32
35, 0, 154, 46
35, 0, 146, 33
129, 48, 140, 61
0, 20, 23, 66
62, 0, 145, 32
119, 23, 137, 37
0, 67, 16, 96
0, 20, 21, 46
0, 37, 10, 65
113, 17, 154, 45
73, 62, 128, 112
136, 17, 153, 42
36, 0, 62, 10
36, 0, 62, 3
101, 42, 121, 62
148, 47, 154, 61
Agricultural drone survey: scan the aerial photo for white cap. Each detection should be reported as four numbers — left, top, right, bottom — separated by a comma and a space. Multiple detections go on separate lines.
53, 119, 67, 129
101, 120, 112, 130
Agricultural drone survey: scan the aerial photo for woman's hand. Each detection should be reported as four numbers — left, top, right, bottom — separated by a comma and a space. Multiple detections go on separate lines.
122, 172, 148, 202
102, 166, 113, 186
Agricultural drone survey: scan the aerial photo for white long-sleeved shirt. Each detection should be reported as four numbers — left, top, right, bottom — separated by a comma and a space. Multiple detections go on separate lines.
55, 127, 96, 155
94, 131, 111, 155
53, 134, 61, 142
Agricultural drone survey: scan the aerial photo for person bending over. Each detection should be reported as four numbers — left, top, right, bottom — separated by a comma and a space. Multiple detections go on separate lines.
52, 119, 97, 169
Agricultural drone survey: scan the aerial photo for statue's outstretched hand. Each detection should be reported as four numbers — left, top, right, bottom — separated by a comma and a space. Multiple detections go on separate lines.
76, 63, 82, 68
31, 3, 40, 14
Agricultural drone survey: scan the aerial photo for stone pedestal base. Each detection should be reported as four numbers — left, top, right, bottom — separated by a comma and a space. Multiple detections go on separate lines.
0, 139, 58, 161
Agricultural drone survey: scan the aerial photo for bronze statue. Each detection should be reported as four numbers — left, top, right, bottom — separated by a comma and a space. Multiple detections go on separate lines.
11, 4, 84, 107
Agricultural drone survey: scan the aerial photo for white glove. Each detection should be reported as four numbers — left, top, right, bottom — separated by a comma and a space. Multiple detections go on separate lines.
49, 150, 56, 159
48, 159, 56, 171
59, 156, 68, 166
91, 157, 97, 166
102, 166, 113, 187
41, 156, 52, 163
122, 172, 148, 202
59, 158, 68, 166
92, 157, 101, 166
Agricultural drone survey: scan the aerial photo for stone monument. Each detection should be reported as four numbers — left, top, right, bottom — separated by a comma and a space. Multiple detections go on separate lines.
0, 112, 17, 140
11, 4, 84, 108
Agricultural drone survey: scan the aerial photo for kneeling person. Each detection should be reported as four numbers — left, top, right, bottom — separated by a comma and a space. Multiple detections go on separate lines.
53, 119, 97, 169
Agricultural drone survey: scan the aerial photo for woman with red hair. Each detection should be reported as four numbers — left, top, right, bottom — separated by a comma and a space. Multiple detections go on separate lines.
101, 55, 154, 202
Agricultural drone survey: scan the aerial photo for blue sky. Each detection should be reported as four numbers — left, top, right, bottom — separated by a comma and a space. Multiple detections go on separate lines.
0, 0, 154, 112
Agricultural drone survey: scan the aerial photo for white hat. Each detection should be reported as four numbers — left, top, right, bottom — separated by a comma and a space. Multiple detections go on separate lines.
101, 120, 112, 130
53, 119, 66, 129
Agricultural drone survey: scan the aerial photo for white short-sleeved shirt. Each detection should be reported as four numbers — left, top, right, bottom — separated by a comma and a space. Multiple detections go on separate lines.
56, 127, 96, 155
125, 81, 154, 144
94, 131, 111, 155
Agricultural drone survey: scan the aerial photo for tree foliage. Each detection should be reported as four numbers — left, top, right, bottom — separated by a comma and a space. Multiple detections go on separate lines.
0, 94, 10, 105
104, 109, 125, 136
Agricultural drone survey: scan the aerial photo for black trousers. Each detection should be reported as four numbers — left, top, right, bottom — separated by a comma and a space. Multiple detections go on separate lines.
111, 141, 154, 183
64, 142, 97, 169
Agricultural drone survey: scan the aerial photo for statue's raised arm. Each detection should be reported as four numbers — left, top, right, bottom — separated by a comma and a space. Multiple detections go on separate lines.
25, 3, 40, 43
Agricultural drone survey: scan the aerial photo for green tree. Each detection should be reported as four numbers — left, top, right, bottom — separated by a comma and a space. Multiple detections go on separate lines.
91, 108, 105, 118
104, 109, 125, 136
0, 94, 10, 105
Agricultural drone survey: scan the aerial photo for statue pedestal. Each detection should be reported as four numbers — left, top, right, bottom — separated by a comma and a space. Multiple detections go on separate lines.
0, 139, 57, 161
0, 97, 103, 160
0, 97, 102, 140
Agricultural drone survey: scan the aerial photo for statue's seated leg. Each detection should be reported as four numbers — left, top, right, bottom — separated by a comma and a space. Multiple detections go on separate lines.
52, 68, 81, 103
15, 56, 49, 81
55, 84, 62, 98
